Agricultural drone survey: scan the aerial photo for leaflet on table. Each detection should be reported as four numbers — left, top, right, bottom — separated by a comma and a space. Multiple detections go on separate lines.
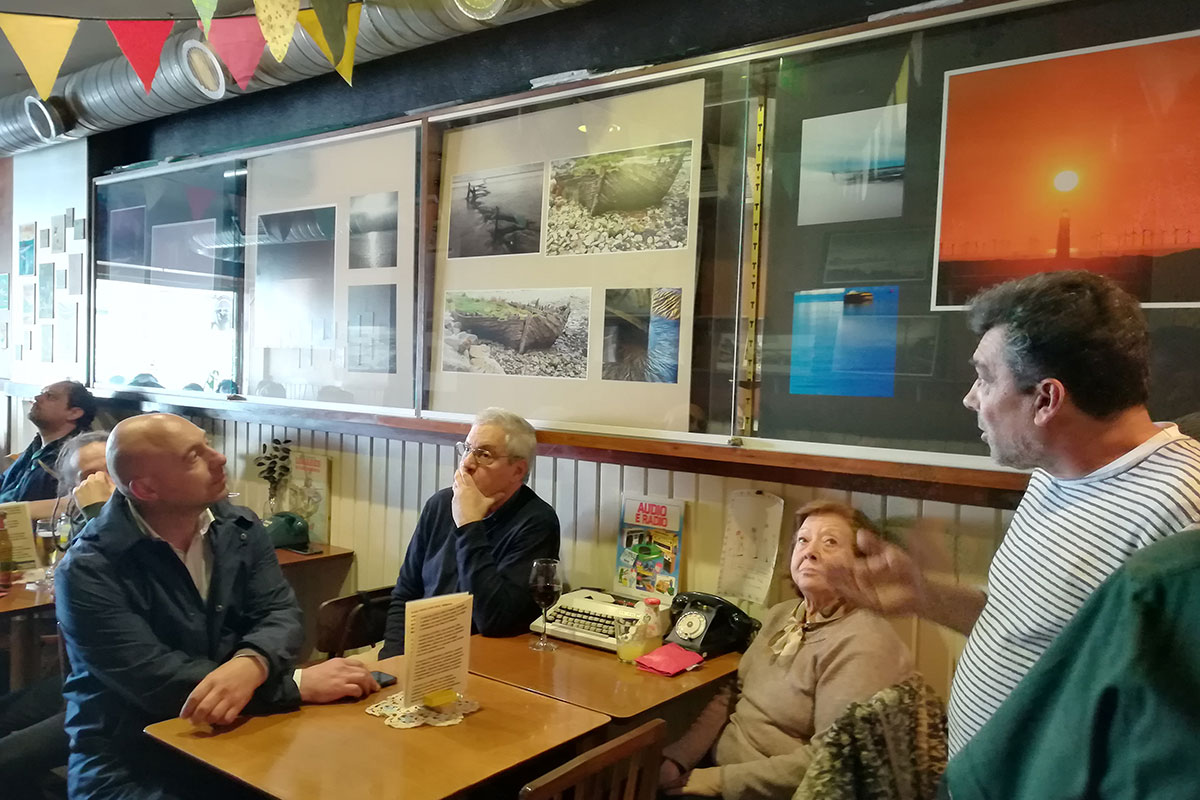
614, 494, 685, 601
716, 490, 784, 605
403, 592, 473, 705
0, 501, 38, 570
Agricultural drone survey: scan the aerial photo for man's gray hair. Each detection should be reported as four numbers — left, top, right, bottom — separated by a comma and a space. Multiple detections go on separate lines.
474, 407, 537, 464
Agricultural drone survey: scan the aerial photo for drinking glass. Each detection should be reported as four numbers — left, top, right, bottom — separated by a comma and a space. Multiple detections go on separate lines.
614, 617, 644, 663
529, 558, 562, 652
34, 519, 58, 591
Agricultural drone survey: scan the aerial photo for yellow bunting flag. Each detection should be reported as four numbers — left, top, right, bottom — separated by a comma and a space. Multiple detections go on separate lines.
298, 2, 361, 86
255, 0, 300, 62
0, 13, 79, 100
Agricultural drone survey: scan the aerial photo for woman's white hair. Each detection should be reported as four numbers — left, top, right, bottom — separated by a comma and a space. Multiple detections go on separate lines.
474, 407, 537, 466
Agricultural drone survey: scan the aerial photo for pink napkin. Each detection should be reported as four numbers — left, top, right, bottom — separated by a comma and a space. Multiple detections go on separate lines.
635, 643, 704, 676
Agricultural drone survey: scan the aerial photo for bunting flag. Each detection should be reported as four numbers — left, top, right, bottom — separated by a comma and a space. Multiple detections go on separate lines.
299, 2, 361, 85
310, 0, 350, 66
192, 0, 218, 36
107, 20, 175, 93
186, 185, 218, 219
0, 13, 79, 99
254, 0, 301, 63
204, 16, 266, 91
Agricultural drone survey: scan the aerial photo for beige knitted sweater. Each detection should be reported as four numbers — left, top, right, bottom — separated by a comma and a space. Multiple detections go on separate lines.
662, 598, 913, 800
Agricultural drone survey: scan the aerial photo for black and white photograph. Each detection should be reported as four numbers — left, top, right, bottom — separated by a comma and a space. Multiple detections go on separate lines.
443, 287, 588, 379
107, 206, 146, 264
894, 316, 941, 377
255, 207, 336, 350
347, 285, 397, 373
51, 215, 67, 254
547, 140, 692, 256
602, 287, 682, 383
824, 229, 931, 284
448, 163, 544, 258
349, 191, 399, 269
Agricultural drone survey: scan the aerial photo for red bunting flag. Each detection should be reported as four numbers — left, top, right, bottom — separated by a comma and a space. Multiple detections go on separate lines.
202, 15, 266, 91
106, 20, 175, 93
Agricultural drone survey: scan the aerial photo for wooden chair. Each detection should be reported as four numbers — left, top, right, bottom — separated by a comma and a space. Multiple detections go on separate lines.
314, 586, 393, 658
519, 719, 666, 800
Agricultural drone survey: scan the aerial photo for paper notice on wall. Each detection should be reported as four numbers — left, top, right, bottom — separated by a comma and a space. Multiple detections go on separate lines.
403, 593, 472, 704
717, 490, 784, 605
0, 502, 39, 570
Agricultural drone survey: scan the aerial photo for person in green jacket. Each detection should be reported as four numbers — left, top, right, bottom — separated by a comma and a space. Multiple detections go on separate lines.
55, 430, 115, 536
942, 525, 1200, 799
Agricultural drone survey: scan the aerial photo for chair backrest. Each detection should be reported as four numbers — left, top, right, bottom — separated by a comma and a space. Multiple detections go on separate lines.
315, 586, 393, 658
519, 719, 666, 800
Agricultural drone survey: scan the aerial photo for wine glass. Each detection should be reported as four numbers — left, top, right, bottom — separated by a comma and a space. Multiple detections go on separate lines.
529, 558, 562, 652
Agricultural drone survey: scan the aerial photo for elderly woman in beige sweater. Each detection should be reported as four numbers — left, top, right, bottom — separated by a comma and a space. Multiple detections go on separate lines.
659, 500, 914, 800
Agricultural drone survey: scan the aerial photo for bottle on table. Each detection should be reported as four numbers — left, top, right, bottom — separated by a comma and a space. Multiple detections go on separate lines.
0, 517, 11, 593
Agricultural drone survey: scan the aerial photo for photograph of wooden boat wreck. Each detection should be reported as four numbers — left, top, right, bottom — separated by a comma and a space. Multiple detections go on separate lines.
547, 140, 692, 256
448, 162, 544, 258
442, 288, 589, 378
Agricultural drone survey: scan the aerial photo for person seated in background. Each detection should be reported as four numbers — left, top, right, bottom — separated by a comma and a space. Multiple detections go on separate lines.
0, 431, 111, 799
56, 413, 379, 799
0, 381, 96, 520
658, 500, 914, 800
55, 430, 116, 536
380, 408, 560, 657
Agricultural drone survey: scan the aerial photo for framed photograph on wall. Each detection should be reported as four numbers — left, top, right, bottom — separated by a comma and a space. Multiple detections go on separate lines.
430, 79, 705, 430
934, 31, 1200, 309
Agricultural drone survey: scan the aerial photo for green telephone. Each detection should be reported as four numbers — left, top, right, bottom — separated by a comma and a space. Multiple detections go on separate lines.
264, 512, 311, 551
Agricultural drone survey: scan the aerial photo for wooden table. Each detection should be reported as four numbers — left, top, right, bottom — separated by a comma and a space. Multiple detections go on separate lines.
145, 655, 611, 800
274, 544, 354, 569
0, 581, 56, 689
468, 634, 740, 720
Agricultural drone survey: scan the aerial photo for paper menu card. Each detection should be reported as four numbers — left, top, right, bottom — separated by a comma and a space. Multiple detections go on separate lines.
0, 502, 38, 570
403, 592, 472, 704
716, 490, 784, 605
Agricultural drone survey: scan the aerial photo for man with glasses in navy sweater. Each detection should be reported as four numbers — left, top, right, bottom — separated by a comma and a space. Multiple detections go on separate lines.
380, 407, 560, 657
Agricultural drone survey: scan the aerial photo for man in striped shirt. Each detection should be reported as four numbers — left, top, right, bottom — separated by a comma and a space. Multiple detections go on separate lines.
835, 270, 1200, 753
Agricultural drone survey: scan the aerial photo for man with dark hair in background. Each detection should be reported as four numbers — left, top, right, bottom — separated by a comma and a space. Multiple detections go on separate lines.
0, 381, 96, 519
832, 270, 1200, 753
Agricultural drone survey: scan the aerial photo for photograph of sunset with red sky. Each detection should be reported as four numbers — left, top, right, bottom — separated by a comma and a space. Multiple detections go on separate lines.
933, 32, 1200, 308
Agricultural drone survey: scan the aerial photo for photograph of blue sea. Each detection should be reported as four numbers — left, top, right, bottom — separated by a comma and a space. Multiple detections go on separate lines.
789, 286, 898, 397
448, 162, 544, 258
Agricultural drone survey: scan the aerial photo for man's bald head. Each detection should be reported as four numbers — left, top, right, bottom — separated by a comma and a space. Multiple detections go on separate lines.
108, 414, 228, 509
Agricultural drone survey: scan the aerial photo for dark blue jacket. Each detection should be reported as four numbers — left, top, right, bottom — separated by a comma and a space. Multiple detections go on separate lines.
0, 432, 75, 503
55, 494, 303, 799
380, 484, 560, 657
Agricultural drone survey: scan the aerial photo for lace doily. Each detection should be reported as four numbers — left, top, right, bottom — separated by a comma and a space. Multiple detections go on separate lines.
365, 691, 480, 729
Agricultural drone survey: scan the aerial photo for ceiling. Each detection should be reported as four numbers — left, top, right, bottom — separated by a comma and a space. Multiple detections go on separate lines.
0, 1, 251, 97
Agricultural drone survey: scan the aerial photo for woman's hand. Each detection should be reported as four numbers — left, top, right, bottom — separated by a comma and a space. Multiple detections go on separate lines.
659, 758, 686, 790
665, 766, 722, 796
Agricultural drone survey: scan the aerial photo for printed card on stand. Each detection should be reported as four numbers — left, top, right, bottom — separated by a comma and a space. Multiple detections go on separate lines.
403, 592, 472, 706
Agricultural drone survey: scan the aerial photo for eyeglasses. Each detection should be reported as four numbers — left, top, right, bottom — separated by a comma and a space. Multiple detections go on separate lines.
454, 441, 505, 467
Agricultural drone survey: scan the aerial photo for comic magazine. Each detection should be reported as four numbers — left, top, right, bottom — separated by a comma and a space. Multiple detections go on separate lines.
613, 494, 685, 601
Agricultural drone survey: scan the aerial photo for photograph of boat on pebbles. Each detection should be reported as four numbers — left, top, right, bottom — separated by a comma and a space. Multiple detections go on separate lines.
442, 288, 589, 379
602, 287, 682, 382
448, 163, 544, 258
546, 140, 692, 256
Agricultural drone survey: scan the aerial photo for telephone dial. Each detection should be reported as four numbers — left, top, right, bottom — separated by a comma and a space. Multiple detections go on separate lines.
665, 592, 760, 658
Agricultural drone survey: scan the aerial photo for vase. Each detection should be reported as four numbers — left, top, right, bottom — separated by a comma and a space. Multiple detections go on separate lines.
263, 492, 280, 520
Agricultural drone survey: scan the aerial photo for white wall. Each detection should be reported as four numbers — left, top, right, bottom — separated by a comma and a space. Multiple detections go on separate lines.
10, 139, 89, 385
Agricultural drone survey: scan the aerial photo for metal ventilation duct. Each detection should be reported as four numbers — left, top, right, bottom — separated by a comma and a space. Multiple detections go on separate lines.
0, 0, 592, 156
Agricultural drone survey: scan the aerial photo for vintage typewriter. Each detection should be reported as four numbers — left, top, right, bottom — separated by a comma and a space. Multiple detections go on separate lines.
529, 589, 645, 651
